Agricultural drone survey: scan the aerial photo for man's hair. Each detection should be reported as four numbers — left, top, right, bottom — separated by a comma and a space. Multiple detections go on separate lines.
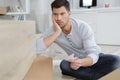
51, 0, 70, 11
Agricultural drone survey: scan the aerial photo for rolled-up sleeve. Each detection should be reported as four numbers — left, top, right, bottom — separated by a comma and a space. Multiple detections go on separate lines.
83, 36, 101, 64
88, 52, 99, 64
36, 27, 54, 54
81, 23, 101, 65
36, 38, 47, 54
84, 35, 101, 64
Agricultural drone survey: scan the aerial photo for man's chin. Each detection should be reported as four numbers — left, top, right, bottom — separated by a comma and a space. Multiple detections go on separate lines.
59, 25, 63, 28
59, 24, 65, 29
61, 26, 65, 29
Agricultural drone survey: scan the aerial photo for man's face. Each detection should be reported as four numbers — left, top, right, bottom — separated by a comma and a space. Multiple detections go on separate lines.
52, 6, 71, 29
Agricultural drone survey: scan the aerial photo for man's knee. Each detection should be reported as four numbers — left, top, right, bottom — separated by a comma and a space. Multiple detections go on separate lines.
60, 60, 70, 73
112, 55, 120, 68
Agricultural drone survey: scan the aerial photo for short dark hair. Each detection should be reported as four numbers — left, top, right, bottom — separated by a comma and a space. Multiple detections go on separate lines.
51, 0, 70, 11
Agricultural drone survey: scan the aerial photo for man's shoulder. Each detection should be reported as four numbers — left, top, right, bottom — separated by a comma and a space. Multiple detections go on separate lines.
70, 17, 92, 33
70, 17, 87, 25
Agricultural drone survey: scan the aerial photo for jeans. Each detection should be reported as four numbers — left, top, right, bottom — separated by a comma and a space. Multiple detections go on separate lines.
60, 53, 120, 80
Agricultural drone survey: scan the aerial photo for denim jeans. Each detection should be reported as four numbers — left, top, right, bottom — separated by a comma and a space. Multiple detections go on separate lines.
60, 53, 120, 80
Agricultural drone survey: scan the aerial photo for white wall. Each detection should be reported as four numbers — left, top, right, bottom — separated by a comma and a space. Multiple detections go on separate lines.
1, 0, 119, 33
0, 0, 3, 6
28, 0, 120, 32
28, 0, 52, 33
70, 0, 120, 9
97, 0, 120, 8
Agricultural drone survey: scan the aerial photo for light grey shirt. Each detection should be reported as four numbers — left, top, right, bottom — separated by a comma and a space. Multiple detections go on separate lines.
36, 18, 101, 64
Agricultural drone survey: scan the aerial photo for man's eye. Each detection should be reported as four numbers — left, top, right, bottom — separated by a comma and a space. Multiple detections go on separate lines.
53, 14, 57, 16
61, 13, 65, 15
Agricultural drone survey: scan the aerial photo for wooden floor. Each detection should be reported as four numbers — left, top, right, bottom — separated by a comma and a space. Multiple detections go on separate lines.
24, 55, 53, 80
100, 68, 120, 80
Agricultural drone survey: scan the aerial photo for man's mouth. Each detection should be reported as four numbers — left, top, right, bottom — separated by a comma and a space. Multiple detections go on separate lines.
57, 21, 62, 25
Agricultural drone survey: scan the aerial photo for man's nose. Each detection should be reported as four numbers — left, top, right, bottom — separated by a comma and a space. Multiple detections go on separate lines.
57, 15, 62, 20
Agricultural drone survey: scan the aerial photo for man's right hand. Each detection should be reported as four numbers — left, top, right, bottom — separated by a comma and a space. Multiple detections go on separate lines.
43, 16, 62, 48
52, 16, 62, 33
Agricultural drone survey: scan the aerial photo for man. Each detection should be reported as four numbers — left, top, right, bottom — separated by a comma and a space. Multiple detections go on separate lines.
36, 0, 120, 80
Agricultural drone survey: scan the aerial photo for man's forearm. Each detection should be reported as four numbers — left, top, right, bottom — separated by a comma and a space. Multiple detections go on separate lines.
44, 31, 61, 48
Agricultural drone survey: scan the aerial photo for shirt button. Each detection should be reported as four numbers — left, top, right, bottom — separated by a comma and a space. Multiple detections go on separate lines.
67, 35, 70, 38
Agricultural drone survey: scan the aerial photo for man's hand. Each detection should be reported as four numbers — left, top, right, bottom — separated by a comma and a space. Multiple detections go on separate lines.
43, 16, 62, 48
69, 56, 93, 70
69, 57, 82, 70
52, 16, 62, 33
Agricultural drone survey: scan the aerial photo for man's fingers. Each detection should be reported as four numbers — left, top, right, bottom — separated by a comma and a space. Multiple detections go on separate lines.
52, 16, 57, 25
70, 63, 80, 70
68, 58, 74, 62
70, 57, 79, 63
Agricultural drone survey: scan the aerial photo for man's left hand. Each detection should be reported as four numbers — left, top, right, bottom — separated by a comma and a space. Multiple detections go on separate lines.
69, 57, 82, 70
